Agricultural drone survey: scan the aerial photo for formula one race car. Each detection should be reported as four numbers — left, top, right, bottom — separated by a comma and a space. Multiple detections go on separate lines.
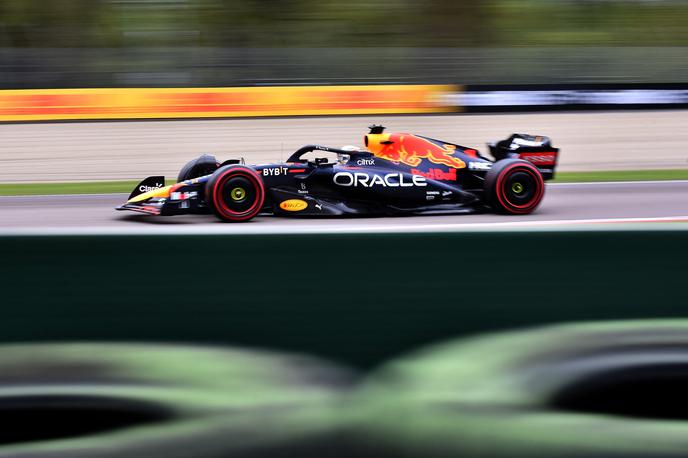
116, 126, 559, 222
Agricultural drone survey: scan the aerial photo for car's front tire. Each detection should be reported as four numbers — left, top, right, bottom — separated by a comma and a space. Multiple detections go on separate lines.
205, 165, 265, 222
484, 159, 544, 214
177, 154, 219, 183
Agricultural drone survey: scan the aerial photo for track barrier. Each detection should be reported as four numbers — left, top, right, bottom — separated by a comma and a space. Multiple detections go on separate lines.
0, 343, 351, 457
351, 320, 688, 457
0, 85, 455, 122
2, 230, 686, 368
1, 83, 687, 122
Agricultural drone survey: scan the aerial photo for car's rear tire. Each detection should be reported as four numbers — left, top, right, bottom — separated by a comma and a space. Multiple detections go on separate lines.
484, 159, 544, 214
205, 165, 265, 222
177, 154, 219, 183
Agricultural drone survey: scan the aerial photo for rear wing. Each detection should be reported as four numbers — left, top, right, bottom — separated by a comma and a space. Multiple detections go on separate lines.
488, 134, 559, 180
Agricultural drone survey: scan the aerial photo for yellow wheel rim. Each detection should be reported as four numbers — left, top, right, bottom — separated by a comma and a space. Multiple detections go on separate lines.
230, 187, 246, 201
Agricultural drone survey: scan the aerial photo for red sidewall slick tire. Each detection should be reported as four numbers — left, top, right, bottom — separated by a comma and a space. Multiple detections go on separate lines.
485, 159, 545, 215
206, 165, 265, 222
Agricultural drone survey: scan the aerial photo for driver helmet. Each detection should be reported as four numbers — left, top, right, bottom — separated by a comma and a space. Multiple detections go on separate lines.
337, 145, 361, 164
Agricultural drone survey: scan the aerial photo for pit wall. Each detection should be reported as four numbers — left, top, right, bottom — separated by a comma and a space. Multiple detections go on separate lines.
2, 230, 685, 369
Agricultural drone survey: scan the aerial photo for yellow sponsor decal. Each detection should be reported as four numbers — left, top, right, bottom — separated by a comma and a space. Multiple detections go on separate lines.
0, 85, 458, 122
279, 199, 308, 212
127, 184, 173, 204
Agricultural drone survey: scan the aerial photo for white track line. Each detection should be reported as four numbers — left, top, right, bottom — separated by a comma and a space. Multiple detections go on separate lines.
2, 216, 688, 236
549, 180, 688, 187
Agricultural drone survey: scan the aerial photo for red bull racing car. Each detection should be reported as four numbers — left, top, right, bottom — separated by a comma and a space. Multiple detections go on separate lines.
116, 125, 559, 222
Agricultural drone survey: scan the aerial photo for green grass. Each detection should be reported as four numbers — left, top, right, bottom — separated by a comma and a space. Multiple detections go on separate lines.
0, 169, 687, 196
551, 169, 688, 183
0, 180, 142, 196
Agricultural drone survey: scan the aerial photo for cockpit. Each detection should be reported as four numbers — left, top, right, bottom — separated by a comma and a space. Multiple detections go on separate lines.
286, 144, 374, 167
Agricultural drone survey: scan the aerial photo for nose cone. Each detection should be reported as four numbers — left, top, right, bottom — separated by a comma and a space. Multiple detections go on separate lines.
364, 133, 391, 154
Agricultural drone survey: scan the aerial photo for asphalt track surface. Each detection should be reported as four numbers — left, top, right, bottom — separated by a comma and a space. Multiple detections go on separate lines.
2, 110, 688, 182
1, 181, 687, 233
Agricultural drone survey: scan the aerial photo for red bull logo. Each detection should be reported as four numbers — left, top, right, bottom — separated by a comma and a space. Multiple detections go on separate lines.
365, 132, 466, 169
411, 168, 457, 181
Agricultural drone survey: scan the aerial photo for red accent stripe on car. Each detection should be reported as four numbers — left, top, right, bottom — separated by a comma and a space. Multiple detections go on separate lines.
518, 152, 558, 166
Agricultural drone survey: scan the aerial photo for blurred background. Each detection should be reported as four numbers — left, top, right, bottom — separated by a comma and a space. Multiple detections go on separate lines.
1, 0, 688, 88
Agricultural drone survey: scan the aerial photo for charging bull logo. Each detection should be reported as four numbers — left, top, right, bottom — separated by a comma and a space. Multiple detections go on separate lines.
365, 133, 466, 169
